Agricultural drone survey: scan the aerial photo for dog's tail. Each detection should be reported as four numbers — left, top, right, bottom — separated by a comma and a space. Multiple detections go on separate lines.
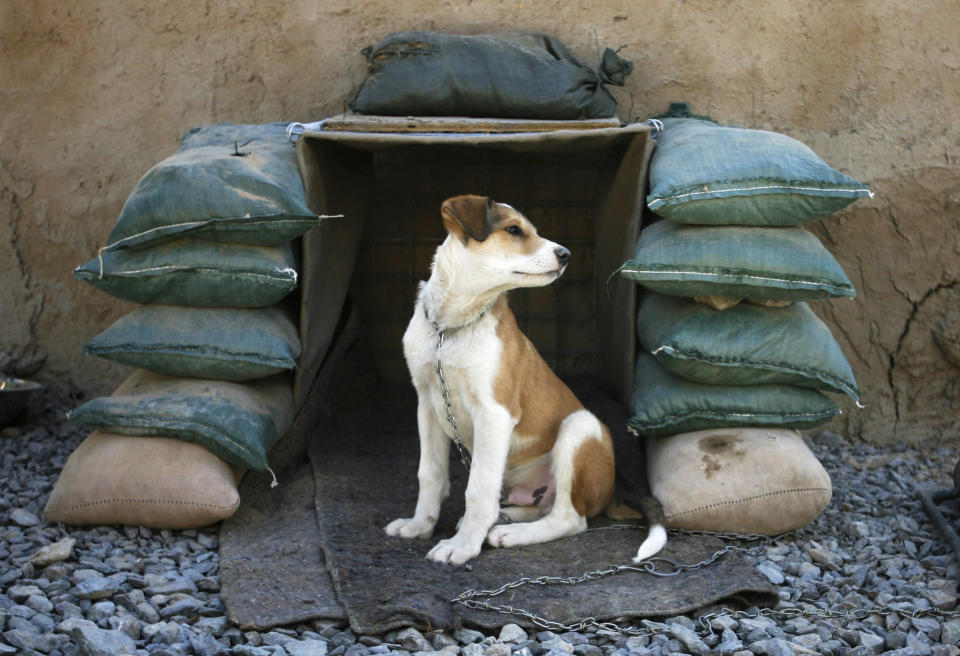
606, 495, 668, 562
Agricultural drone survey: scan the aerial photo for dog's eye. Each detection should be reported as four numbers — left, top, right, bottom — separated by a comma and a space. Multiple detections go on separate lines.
505, 225, 523, 236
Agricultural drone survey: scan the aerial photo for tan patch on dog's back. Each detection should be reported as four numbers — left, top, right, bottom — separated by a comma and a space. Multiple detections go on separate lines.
491, 300, 583, 468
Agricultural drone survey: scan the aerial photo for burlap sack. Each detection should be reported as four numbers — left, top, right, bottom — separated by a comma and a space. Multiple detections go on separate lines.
647, 427, 832, 534
44, 431, 243, 529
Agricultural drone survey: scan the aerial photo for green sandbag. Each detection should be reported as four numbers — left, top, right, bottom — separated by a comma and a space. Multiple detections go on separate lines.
68, 370, 295, 471
637, 293, 860, 400
350, 31, 632, 119
619, 220, 855, 301
83, 305, 301, 382
627, 354, 840, 437
646, 118, 871, 225
74, 239, 298, 307
105, 123, 320, 251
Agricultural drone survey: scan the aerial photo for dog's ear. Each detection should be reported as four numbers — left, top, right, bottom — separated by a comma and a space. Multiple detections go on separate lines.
441, 195, 495, 243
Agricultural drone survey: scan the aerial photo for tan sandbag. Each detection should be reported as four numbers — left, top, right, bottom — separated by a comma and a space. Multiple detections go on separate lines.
44, 431, 243, 529
646, 427, 831, 534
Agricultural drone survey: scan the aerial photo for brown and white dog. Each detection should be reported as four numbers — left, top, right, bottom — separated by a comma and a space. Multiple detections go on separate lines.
385, 195, 667, 566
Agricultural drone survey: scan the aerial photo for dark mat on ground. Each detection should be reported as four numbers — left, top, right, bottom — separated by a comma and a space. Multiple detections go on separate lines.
309, 378, 779, 635
219, 463, 346, 630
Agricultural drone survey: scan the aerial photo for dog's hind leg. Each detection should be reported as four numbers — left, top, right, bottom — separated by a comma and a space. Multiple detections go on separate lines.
487, 410, 610, 548
385, 400, 451, 539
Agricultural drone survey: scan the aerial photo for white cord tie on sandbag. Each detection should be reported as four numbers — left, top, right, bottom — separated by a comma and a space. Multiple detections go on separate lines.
266, 466, 278, 488
642, 118, 664, 137
286, 121, 327, 144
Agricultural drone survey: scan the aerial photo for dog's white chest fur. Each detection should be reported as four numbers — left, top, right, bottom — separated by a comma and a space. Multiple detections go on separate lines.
403, 308, 504, 450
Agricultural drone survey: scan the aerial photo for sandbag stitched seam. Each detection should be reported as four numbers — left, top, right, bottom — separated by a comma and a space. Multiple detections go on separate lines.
653, 345, 859, 398
628, 408, 840, 431
90, 266, 297, 282
50, 497, 240, 512
69, 411, 263, 464
665, 487, 831, 519
621, 267, 852, 292
85, 345, 293, 367
648, 182, 870, 208
104, 215, 318, 251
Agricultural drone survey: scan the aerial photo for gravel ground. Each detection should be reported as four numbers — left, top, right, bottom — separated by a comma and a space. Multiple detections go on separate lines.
2, 396, 959, 656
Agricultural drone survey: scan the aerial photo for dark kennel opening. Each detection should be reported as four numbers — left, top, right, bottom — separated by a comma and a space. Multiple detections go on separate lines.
292, 118, 654, 406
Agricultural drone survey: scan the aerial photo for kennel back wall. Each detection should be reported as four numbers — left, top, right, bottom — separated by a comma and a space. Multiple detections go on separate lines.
293, 121, 654, 408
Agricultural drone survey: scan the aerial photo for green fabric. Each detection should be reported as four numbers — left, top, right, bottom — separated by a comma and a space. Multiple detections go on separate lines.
628, 354, 841, 437
74, 239, 298, 307
619, 220, 855, 301
68, 370, 295, 471
647, 118, 871, 225
637, 293, 860, 400
350, 31, 631, 119
105, 123, 319, 251
84, 305, 301, 382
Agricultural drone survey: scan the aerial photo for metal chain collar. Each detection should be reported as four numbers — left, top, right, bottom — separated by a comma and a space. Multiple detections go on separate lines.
433, 325, 472, 471
451, 526, 960, 636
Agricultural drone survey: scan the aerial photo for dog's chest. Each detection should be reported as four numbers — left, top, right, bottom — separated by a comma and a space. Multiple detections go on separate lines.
403, 314, 503, 444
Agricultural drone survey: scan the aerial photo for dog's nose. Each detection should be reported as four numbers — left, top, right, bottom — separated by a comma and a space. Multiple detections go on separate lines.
555, 247, 571, 264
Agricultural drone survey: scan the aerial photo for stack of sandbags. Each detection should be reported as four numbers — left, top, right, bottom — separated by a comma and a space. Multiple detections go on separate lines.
46, 123, 328, 529
620, 110, 871, 534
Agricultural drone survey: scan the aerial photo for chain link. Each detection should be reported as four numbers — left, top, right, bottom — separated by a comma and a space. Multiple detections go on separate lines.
451, 526, 960, 636
433, 326, 472, 471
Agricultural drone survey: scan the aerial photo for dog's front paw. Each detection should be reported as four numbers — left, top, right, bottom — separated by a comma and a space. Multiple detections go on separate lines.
487, 523, 527, 548
426, 536, 481, 565
384, 516, 435, 539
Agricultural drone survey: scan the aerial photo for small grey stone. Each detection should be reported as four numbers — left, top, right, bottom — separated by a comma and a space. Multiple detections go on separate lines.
757, 563, 785, 585
24, 594, 53, 614
857, 631, 884, 654
143, 621, 184, 645
484, 644, 510, 656
913, 617, 942, 641
667, 624, 709, 655
540, 637, 573, 654
789, 633, 821, 651
69, 619, 138, 656
145, 576, 198, 596
158, 597, 203, 619
136, 601, 161, 624
29, 537, 76, 567
572, 645, 602, 656
6, 626, 71, 652
7, 585, 44, 603
286, 639, 330, 656
461, 644, 484, 656
232, 646, 273, 656
108, 612, 143, 641
188, 630, 230, 656
941, 620, 960, 646
0, 642, 18, 655
748, 638, 795, 656
76, 573, 126, 600
885, 630, 908, 650
498, 624, 528, 644
10, 508, 41, 527
455, 629, 485, 645
431, 633, 457, 650
396, 628, 432, 652
195, 616, 232, 637
87, 600, 117, 624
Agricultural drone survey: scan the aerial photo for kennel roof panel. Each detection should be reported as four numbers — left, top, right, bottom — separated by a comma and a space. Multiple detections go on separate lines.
296, 114, 647, 152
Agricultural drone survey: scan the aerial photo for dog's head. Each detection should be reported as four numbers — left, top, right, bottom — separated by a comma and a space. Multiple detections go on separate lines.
439, 195, 570, 290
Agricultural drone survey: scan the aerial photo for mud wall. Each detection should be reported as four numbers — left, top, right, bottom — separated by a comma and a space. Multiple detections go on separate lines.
2, 1, 958, 444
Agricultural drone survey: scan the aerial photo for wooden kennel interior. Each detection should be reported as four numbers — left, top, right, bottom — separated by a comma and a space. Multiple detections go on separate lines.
291, 116, 654, 411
